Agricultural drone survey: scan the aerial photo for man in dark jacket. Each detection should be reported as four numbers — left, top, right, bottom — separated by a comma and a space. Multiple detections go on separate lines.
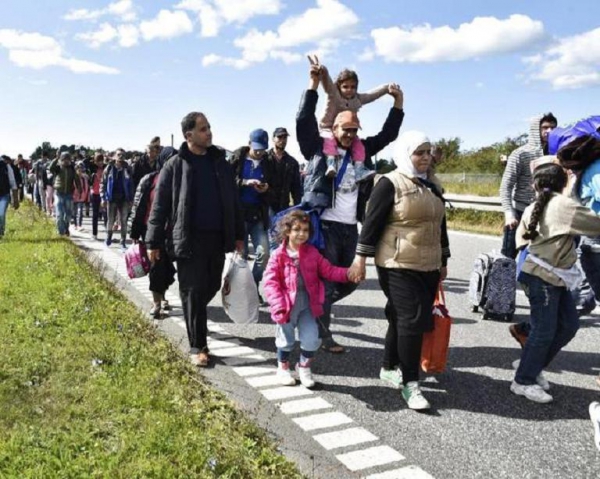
101, 149, 134, 249
0, 155, 19, 238
298, 60, 404, 353
263, 127, 302, 215
132, 142, 161, 191
229, 129, 272, 305
146, 112, 244, 367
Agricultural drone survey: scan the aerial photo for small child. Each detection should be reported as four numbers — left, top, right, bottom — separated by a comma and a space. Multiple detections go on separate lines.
72, 162, 89, 230
512, 163, 600, 403
263, 210, 358, 388
313, 56, 391, 182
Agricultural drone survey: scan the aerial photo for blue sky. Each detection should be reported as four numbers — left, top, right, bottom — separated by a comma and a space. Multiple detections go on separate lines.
1, 0, 599, 160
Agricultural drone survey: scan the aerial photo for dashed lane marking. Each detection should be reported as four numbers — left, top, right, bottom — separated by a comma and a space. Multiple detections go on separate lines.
312, 427, 378, 450
365, 465, 435, 479
292, 411, 353, 431
336, 445, 404, 472
279, 397, 333, 415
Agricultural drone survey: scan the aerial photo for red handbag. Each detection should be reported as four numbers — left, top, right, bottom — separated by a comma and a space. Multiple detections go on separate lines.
421, 284, 452, 373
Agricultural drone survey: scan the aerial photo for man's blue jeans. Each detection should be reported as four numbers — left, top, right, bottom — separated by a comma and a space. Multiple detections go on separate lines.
515, 272, 579, 385
54, 193, 73, 235
579, 236, 600, 303
0, 194, 10, 236
243, 219, 269, 285
318, 220, 358, 340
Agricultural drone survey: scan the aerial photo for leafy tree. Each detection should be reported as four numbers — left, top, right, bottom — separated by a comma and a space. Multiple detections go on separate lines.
30, 142, 57, 161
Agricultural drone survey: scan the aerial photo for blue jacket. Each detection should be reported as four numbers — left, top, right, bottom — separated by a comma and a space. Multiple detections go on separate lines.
579, 158, 600, 214
101, 163, 134, 203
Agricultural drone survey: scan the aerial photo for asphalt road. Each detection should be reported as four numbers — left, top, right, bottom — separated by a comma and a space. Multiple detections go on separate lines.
71, 222, 600, 479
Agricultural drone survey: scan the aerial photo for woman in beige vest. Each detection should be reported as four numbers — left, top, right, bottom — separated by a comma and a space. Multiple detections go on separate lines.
354, 131, 450, 410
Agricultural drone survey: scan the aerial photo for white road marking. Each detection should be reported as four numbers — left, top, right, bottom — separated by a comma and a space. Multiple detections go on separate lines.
233, 366, 277, 377
245, 374, 288, 388
207, 339, 242, 349
260, 386, 313, 401
366, 465, 435, 479
293, 411, 353, 431
279, 397, 333, 415
336, 445, 405, 471
221, 354, 267, 366
312, 427, 378, 450
210, 346, 258, 357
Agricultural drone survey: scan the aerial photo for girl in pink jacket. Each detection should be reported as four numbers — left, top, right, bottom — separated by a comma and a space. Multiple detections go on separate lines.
263, 210, 358, 388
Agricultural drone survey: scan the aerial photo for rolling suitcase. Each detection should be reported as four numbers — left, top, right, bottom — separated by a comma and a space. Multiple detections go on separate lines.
469, 252, 516, 321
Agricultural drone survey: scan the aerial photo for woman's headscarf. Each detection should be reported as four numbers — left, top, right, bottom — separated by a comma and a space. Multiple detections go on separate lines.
393, 130, 431, 179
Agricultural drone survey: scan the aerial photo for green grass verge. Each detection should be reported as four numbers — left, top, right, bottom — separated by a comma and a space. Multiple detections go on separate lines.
442, 181, 501, 197
446, 208, 504, 236
0, 203, 301, 479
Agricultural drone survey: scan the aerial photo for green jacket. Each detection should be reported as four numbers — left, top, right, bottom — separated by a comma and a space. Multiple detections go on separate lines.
49, 159, 81, 195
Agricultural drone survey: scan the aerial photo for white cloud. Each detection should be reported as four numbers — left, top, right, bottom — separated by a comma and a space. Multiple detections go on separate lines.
526, 27, 600, 89
369, 14, 544, 63
64, 0, 137, 22
175, 0, 282, 37
139, 10, 193, 41
202, 0, 358, 68
0, 29, 119, 74
76, 22, 140, 48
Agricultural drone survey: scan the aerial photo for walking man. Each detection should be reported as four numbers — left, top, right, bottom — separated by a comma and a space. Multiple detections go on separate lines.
0, 155, 19, 239
49, 152, 80, 236
146, 112, 244, 367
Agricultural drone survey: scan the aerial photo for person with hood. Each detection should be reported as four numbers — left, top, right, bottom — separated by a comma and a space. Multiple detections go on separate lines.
0, 155, 19, 239
145, 112, 244, 368
500, 113, 558, 259
352, 131, 450, 410
49, 152, 81, 236
298, 58, 404, 353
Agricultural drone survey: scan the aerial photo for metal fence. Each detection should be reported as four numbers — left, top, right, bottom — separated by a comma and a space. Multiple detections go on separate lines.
436, 173, 501, 184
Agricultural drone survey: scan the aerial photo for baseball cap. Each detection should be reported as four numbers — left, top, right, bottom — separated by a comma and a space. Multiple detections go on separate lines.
249, 129, 269, 150
273, 127, 289, 137
334, 110, 361, 130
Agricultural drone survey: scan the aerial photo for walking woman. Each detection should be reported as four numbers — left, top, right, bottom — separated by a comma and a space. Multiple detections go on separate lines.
353, 130, 450, 410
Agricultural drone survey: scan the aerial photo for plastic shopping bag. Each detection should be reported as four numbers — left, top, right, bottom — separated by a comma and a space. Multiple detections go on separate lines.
124, 242, 151, 279
221, 253, 259, 324
421, 284, 452, 373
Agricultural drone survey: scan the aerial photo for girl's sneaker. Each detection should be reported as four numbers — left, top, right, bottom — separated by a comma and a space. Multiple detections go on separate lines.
277, 362, 296, 386
401, 382, 431, 410
510, 381, 553, 403
325, 156, 337, 178
380, 367, 403, 389
295, 363, 316, 389
590, 402, 600, 451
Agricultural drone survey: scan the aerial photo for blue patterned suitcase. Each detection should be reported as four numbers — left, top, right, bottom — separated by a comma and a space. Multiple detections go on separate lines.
469, 253, 516, 321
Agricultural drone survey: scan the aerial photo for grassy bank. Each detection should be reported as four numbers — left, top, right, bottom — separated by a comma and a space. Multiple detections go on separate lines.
0, 204, 301, 479
442, 181, 501, 197
446, 208, 504, 236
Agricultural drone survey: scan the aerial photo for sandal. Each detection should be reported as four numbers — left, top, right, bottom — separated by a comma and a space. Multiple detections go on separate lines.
190, 351, 210, 367
321, 338, 345, 354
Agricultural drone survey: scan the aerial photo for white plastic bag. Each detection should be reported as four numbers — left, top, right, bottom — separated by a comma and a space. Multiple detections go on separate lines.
221, 253, 260, 324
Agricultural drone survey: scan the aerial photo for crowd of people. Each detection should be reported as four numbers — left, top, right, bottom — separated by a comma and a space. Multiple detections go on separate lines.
1, 57, 599, 449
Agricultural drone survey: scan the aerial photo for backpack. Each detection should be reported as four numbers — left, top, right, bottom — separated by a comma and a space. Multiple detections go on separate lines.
548, 115, 600, 155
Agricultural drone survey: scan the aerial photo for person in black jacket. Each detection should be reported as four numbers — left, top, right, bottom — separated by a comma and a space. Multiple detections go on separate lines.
132, 142, 161, 191
263, 127, 303, 215
146, 112, 244, 367
297, 59, 404, 353
130, 171, 176, 319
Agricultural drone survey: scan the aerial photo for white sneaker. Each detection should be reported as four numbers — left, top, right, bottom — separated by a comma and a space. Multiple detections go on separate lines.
510, 381, 553, 403
379, 367, 403, 389
295, 363, 316, 389
512, 359, 551, 391
401, 382, 431, 410
590, 402, 600, 452
325, 165, 337, 179
276, 362, 296, 386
